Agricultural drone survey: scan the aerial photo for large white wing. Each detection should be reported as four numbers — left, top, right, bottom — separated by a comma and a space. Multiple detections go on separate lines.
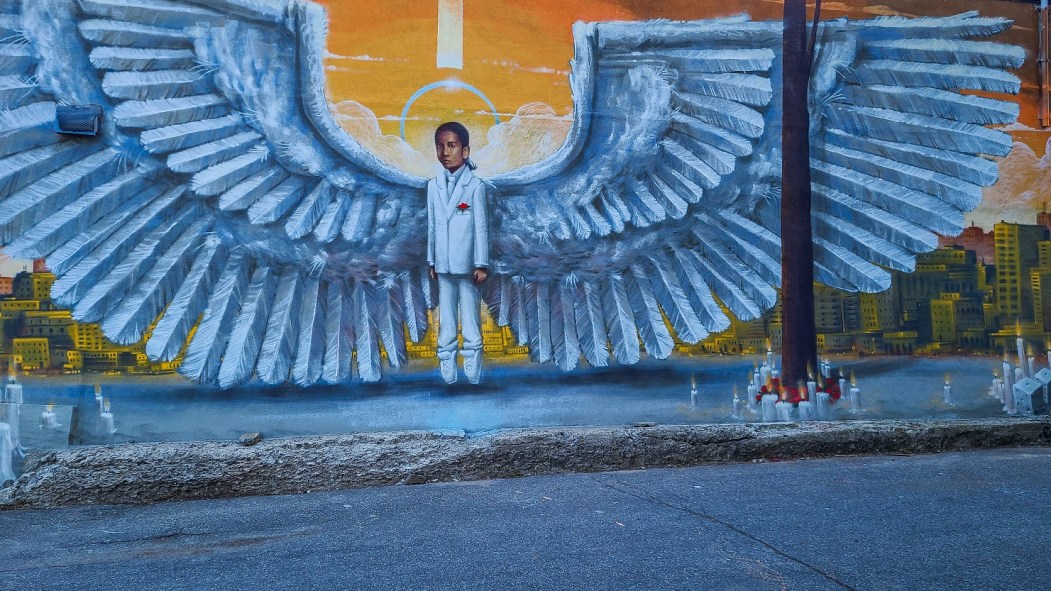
0, 0, 432, 387
483, 12, 1021, 371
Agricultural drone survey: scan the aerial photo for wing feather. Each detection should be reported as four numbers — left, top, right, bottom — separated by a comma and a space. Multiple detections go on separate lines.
6, 164, 165, 259
73, 205, 203, 322
353, 281, 382, 383
0, 103, 59, 157
140, 114, 244, 154
574, 279, 609, 367
550, 280, 581, 371
50, 186, 186, 305
90, 46, 198, 72
601, 274, 640, 365
217, 264, 277, 388
285, 180, 335, 239
248, 176, 310, 225
292, 274, 326, 387
321, 278, 353, 384
101, 215, 211, 344
625, 269, 674, 360
401, 270, 429, 343
256, 268, 303, 385
373, 279, 408, 369
145, 236, 228, 362
179, 251, 251, 383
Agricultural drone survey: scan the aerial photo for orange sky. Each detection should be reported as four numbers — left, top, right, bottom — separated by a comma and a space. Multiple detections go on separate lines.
315, 0, 1045, 154
316, 0, 632, 152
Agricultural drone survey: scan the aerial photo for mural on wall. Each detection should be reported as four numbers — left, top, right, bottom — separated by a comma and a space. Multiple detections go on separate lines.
0, 0, 1035, 393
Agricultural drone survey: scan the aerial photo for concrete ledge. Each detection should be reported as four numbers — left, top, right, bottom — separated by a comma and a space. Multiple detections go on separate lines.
3, 418, 1050, 509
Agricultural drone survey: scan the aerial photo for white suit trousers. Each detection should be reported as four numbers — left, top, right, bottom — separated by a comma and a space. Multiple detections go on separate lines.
437, 274, 483, 357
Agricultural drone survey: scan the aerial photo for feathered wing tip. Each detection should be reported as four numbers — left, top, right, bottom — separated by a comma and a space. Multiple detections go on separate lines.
642, 255, 708, 345
217, 264, 277, 388
574, 279, 609, 368
321, 277, 353, 385
848, 12, 1013, 40
353, 280, 382, 383
601, 274, 640, 365
808, 11, 1021, 291
813, 237, 892, 293
101, 215, 213, 345
292, 273, 326, 387
373, 278, 408, 368
179, 251, 252, 384
73, 205, 204, 324
256, 267, 303, 385
145, 235, 229, 362
625, 269, 674, 360
522, 281, 551, 363
490, 272, 666, 371
550, 280, 581, 372
401, 269, 429, 343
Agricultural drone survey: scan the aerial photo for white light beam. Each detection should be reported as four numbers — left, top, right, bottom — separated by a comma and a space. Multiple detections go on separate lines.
437, 0, 463, 70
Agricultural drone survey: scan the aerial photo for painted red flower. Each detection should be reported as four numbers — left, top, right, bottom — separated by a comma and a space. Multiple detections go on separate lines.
456, 202, 470, 210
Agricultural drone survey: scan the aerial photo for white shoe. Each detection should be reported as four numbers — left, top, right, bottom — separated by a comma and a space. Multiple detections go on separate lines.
463, 350, 482, 385
439, 353, 457, 384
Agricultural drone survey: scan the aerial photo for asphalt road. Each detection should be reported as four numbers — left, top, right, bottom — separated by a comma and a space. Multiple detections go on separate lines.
1, 448, 1049, 591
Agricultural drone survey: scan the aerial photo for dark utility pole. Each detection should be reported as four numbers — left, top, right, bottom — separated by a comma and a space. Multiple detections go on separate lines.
1038, 0, 1049, 128
780, 0, 819, 387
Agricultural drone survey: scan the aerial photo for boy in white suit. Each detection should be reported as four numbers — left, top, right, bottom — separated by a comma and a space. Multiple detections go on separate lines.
428, 122, 489, 384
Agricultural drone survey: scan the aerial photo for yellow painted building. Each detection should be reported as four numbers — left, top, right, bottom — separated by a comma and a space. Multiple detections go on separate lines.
859, 289, 900, 333
994, 222, 1049, 322
1039, 241, 1051, 270
82, 350, 121, 370
816, 333, 854, 353
74, 322, 104, 352
23, 310, 76, 341
0, 300, 39, 312
12, 338, 49, 370
50, 349, 83, 371
1032, 270, 1051, 331
12, 272, 56, 301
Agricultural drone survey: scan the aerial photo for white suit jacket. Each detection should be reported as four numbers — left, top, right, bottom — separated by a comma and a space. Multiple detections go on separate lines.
427, 166, 489, 275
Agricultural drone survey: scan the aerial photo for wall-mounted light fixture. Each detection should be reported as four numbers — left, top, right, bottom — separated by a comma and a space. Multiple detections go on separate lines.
55, 104, 103, 136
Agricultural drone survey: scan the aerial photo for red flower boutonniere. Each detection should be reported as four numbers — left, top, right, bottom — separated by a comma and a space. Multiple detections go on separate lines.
456, 202, 470, 211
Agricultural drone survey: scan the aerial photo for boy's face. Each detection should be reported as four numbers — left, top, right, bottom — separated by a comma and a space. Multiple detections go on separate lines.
435, 130, 469, 171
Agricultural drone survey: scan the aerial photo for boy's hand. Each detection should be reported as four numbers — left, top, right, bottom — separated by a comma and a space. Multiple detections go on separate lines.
473, 268, 488, 285
429, 266, 437, 280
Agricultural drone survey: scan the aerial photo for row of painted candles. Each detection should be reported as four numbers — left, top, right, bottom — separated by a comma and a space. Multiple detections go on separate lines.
5, 374, 116, 435
989, 347, 1051, 416
728, 354, 863, 422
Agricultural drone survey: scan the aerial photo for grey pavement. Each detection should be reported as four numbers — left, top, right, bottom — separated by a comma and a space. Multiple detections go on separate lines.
1, 447, 1049, 591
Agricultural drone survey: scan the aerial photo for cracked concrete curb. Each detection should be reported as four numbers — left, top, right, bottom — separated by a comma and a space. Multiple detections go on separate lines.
2, 417, 1049, 509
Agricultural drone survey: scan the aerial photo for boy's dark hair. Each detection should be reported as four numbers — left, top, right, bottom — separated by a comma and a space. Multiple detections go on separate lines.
435, 121, 470, 147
